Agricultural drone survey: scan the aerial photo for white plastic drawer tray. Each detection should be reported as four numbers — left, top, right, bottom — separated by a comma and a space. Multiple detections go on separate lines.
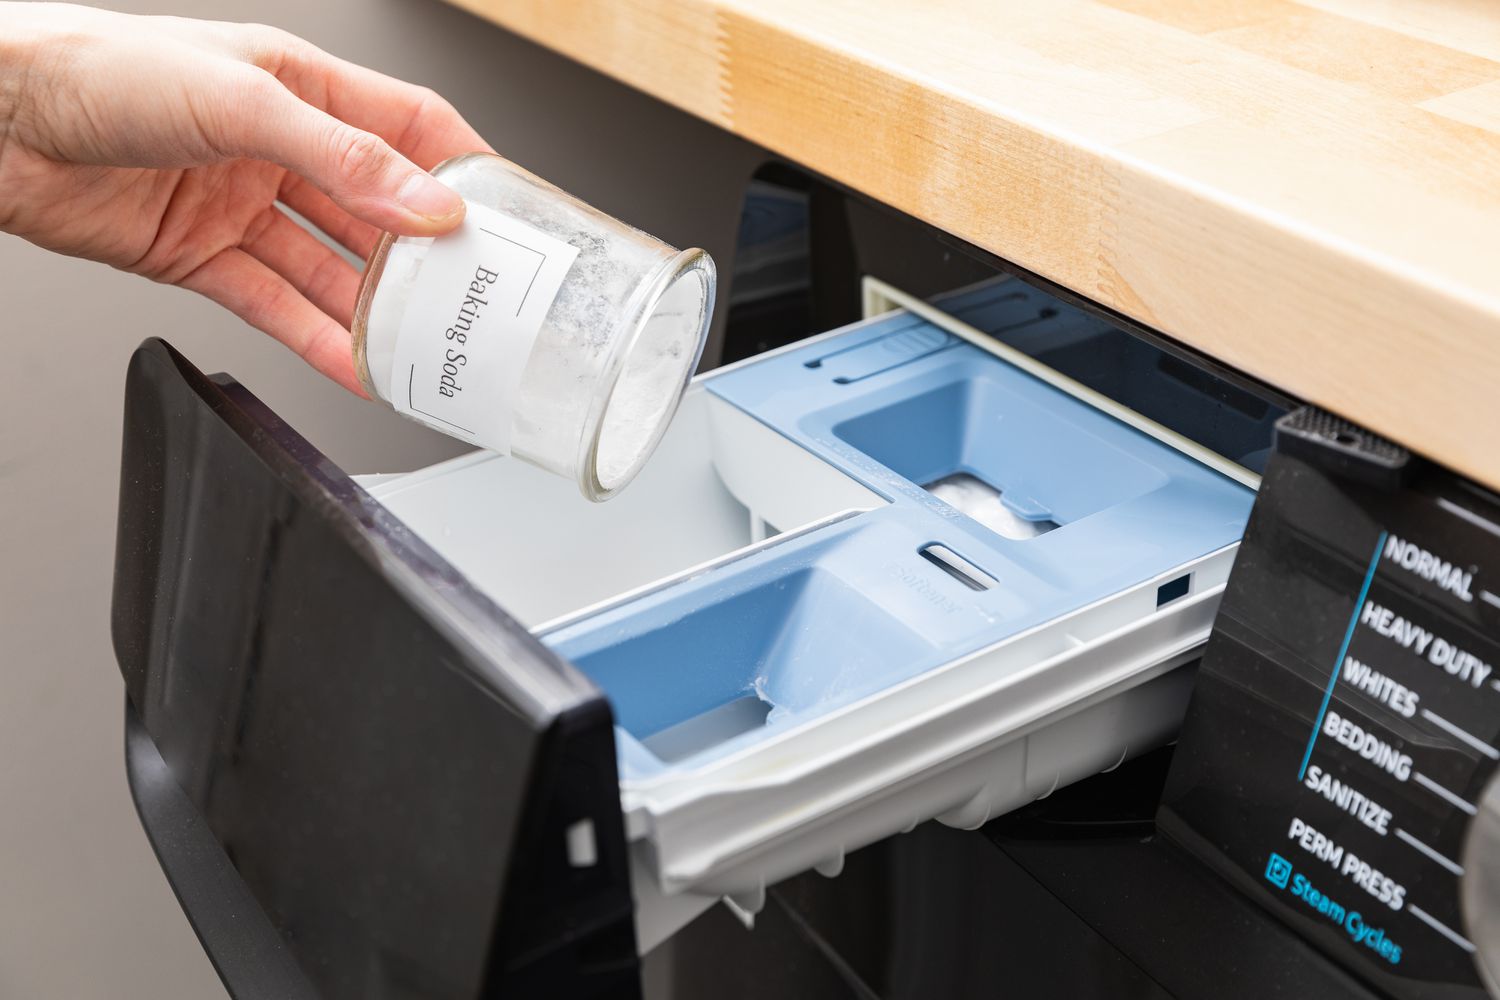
359, 307, 1254, 948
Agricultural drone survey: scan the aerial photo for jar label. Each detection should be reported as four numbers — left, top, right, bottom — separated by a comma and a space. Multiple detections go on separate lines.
389, 201, 579, 453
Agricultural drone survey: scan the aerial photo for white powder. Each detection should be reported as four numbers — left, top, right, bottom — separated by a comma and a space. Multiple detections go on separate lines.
594, 269, 710, 490
355, 152, 713, 500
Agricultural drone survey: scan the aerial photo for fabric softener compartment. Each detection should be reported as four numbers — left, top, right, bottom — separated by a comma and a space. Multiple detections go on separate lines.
366, 308, 1253, 938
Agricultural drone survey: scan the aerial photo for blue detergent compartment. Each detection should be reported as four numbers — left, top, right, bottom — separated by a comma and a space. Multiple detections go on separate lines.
830, 375, 1169, 528
542, 312, 1256, 780
545, 514, 972, 777
565, 558, 936, 768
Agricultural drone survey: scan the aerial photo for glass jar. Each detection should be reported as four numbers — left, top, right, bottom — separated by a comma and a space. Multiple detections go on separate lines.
352, 152, 715, 501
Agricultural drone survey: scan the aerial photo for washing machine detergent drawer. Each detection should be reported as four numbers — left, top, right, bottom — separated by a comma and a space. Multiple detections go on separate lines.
112, 301, 1254, 999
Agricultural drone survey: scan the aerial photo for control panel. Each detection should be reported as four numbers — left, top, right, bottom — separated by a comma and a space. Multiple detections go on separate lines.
1161, 409, 1500, 997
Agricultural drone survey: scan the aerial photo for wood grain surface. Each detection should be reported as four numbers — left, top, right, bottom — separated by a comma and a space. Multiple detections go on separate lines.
446, 0, 1500, 487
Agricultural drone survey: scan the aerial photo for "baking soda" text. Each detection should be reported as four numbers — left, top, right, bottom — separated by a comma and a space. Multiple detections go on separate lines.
437, 266, 500, 397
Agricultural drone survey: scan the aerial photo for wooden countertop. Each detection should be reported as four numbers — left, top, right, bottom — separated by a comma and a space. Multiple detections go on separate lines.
447, 0, 1500, 488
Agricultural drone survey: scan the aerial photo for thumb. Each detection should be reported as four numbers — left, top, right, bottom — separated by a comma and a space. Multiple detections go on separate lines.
229, 74, 466, 236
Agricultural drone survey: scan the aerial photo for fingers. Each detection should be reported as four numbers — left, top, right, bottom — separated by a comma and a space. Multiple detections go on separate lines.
308, 59, 493, 171
208, 27, 493, 262
172, 26, 498, 396
218, 70, 465, 238
277, 172, 381, 260
237, 26, 491, 169
238, 206, 362, 326
178, 247, 366, 395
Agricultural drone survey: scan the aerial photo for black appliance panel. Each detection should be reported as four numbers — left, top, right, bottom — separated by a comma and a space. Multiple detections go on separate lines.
1162, 410, 1500, 997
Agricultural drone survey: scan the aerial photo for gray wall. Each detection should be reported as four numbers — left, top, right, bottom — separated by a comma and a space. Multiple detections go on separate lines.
0, 1, 762, 995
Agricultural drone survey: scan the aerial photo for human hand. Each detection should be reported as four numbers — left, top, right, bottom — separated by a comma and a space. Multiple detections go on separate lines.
0, 3, 491, 393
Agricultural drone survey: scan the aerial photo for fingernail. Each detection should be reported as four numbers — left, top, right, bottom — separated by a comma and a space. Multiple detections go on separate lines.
397, 172, 464, 222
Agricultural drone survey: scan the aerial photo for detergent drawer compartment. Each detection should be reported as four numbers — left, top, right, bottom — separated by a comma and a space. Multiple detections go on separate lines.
365, 302, 1257, 945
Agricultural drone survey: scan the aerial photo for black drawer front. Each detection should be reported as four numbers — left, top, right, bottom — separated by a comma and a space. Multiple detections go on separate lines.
113, 340, 638, 999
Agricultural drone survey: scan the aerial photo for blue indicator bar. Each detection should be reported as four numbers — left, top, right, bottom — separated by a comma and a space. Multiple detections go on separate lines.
1298, 530, 1388, 782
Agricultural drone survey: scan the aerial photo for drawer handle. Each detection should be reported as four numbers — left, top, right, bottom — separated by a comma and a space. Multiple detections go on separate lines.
919, 543, 997, 592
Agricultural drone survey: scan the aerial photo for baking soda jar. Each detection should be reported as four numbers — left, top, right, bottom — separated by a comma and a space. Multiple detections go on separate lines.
352, 152, 715, 501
